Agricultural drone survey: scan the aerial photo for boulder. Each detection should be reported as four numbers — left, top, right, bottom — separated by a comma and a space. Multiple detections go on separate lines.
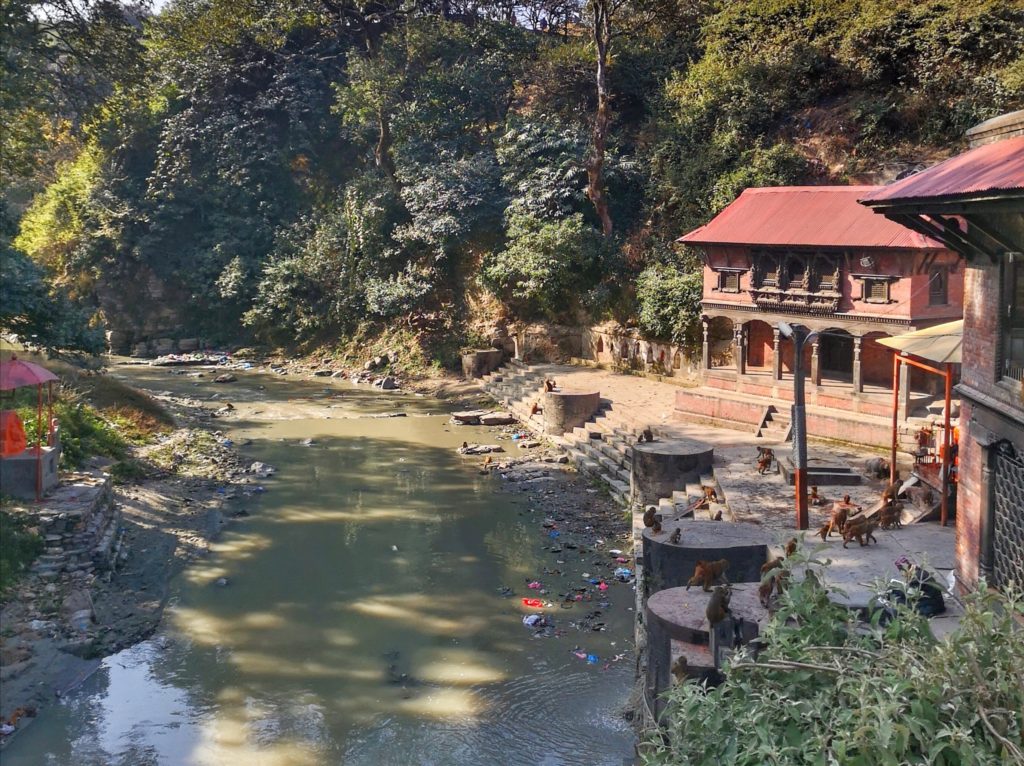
457, 444, 505, 455
214, 373, 237, 383
313, 369, 334, 377
479, 411, 515, 426
248, 462, 276, 478
376, 376, 399, 390
451, 410, 488, 425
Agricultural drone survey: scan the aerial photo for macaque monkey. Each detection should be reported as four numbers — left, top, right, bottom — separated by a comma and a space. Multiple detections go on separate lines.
879, 504, 903, 530
652, 514, 664, 534
687, 559, 729, 591
530, 401, 540, 416
712, 509, 723, 521
784, 538, 798, 558
825, 505, 849, 538
760, 557, 783, 577
756, 452, 773, 475
670, 655, 689, 683
642, 506, 658, 528
642, 426, 654, 442
706, 586, 731, 626
842, 517, 879, 548
817, 522, 831, 542
669, 527, 681, 545
544, 379, 556, 392
809, 485, 823, 506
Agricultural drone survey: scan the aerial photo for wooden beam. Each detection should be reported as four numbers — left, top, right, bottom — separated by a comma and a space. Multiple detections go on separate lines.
940, 213, 1020, 255
886, 213, 980, 260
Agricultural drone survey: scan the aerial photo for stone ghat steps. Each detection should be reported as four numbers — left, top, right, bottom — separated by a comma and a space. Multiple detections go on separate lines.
478, 361, 728, 517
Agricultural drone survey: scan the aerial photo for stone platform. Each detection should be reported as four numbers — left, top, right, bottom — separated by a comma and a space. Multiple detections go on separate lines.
631, 438, 714, 506
778, 456, 862, 486
542, 390, 600, 435
642, 519, 770, 597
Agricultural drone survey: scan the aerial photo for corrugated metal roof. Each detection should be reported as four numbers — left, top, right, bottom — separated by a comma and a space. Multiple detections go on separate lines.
678, 186, 946, 250
861, 136, 1024, 204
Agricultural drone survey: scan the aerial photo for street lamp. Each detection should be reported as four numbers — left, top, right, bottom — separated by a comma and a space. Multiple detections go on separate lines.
778, 322, 818, 530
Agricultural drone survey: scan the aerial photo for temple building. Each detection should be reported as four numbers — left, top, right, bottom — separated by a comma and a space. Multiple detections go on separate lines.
861, 111, 1024, 593
675, 186, 963, 444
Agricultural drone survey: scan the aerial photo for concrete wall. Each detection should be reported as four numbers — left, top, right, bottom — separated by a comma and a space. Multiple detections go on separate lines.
581, 325, 700, 381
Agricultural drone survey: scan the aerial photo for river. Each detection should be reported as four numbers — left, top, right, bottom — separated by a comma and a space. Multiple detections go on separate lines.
2, 364, 636, 766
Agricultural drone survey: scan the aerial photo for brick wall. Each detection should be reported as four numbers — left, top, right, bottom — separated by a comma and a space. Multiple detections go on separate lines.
956, 398, 982, 590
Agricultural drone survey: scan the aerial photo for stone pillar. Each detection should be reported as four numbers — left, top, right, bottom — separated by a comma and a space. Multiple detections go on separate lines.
771, 327, 782, 381
852, 336, 863, 393
733, 322, 746, 376
898, 352, 912, 418
810, 338, 821, 387
701, 318, 711, 371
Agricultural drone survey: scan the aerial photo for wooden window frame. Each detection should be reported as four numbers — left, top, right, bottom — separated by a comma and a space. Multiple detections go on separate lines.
863, 277, 891, 304
717, 270, 741, 293
928, 266, 949, 306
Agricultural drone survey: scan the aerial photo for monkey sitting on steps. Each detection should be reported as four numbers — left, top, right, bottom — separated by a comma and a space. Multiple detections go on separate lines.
687, 559, 729, 591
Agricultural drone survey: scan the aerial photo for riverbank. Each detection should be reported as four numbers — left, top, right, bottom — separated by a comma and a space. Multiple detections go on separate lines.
1, 360, 637, 757
0, 385, 251, 742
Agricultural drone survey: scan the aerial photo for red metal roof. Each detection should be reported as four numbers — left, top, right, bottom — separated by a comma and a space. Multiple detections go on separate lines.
678, 187, 946, 250
861, 136, 1024, 204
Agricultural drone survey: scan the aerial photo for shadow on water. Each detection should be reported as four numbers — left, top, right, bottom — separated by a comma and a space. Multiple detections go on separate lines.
3, 377, 636, 766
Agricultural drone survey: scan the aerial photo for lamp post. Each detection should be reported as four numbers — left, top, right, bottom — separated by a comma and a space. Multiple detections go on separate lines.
778, 322, 818, 530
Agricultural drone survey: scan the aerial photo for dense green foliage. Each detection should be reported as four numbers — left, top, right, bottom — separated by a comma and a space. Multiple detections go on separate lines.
3, 0, 1022, 355
644, 555, 1024, 765
0, 510, 44, 593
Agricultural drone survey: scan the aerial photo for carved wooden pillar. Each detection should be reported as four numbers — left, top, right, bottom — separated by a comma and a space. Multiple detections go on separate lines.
810, 337, 821, 386
701, 318, 710, 371
734, 321, 746, 376
771, 327, 782, 381
852, 336, 863, 393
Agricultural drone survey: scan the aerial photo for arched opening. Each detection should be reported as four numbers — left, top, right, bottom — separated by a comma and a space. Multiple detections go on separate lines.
708, 317, 735, 368
620, 338, 630, 359
596, 336, 604, 354
818, 328, 854, 383
673, 351, 682, 369
658, 349, 666, 365
645, 344, 654, 365
745, 320, 774, 370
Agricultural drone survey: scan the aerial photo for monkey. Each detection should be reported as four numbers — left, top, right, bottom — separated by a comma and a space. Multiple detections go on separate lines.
642, 426, 654, 443
706, 586, 731, 626
544, 379, 555, 392
670, 655, 689, 683
756, 452, 773, 475
784, 538, 798, 558
669, 527, 681, 545
480, 456, 493, 474
842, 516, 879, 548
758, 577, 774, 608
825, 505, 850, 538
760, 557, 784, 577
530, 401, 540, 416
712, 509, 723, 521
809, 485, 823, 506
686, 559, 729, 591
879, 504, 903, 530
881, 473, 902, 508
651, 514, 664, 534
462, 441, 469, 450
817, 522, 832, 542
642, 506, 658, 528
703, 485, 718, 502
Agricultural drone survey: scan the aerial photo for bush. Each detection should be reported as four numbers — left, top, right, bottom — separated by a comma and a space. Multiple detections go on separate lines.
0, 509, 44, 593
635, 262, 704, 345
481, 213, 614, 321
643, 555, 1024, 766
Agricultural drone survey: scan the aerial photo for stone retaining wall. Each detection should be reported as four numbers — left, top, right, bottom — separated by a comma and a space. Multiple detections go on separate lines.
28, 472, 121, 580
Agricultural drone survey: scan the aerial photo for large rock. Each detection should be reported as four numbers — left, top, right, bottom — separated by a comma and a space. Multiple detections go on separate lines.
214, 373, 237, 383
479, 411, 515, 426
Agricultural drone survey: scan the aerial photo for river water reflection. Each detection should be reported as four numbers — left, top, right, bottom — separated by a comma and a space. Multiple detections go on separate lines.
3, 365, 636, 765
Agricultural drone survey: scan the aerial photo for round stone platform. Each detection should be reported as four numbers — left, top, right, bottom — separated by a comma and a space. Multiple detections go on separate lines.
542, 390, 600, 435
630, 437, 714, 506
642, 519, 771, 596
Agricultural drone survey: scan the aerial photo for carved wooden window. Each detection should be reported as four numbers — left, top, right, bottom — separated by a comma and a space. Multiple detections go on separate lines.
785, 259, 807, 290
718, 271, 740, 292
864, 278, 890, 303
929, 267, 948, 306
1001, 257, 1024, 384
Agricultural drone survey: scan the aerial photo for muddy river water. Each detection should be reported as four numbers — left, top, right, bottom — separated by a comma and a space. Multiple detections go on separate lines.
3, 365, 636, 765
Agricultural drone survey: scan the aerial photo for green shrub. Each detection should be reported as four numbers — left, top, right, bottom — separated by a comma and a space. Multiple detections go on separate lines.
0, 509, 44, 593
635, 262, 704, 346
643, 555, 1024, 766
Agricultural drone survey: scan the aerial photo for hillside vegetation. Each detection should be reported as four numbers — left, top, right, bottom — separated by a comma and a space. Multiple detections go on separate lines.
3, 0, 1022, 361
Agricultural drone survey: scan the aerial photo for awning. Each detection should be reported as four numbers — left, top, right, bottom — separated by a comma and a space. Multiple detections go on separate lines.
876, 320, 963, 365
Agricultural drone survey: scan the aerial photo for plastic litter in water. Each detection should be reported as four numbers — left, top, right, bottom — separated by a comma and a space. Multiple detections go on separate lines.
613, 567, 632, 581
597, 582, 609, 591
522, 598, 543, 608
586, 654, 599, 665
527, 581, 542, 589
522, 614, 543, 627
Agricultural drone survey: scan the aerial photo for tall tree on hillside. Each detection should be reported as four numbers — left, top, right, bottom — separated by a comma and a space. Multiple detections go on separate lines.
585, 0, 617, 237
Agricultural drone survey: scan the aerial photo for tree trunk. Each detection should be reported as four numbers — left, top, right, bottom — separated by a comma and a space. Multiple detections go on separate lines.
375, 108, 396, 178
586, 0, 613, 238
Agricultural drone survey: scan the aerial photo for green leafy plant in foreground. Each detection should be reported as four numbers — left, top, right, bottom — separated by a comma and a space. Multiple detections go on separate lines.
643, 555, 1024, 766
0, 508, 44, 593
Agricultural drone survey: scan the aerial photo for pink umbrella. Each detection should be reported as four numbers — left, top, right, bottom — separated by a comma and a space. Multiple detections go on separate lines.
0, 355, 59, 501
